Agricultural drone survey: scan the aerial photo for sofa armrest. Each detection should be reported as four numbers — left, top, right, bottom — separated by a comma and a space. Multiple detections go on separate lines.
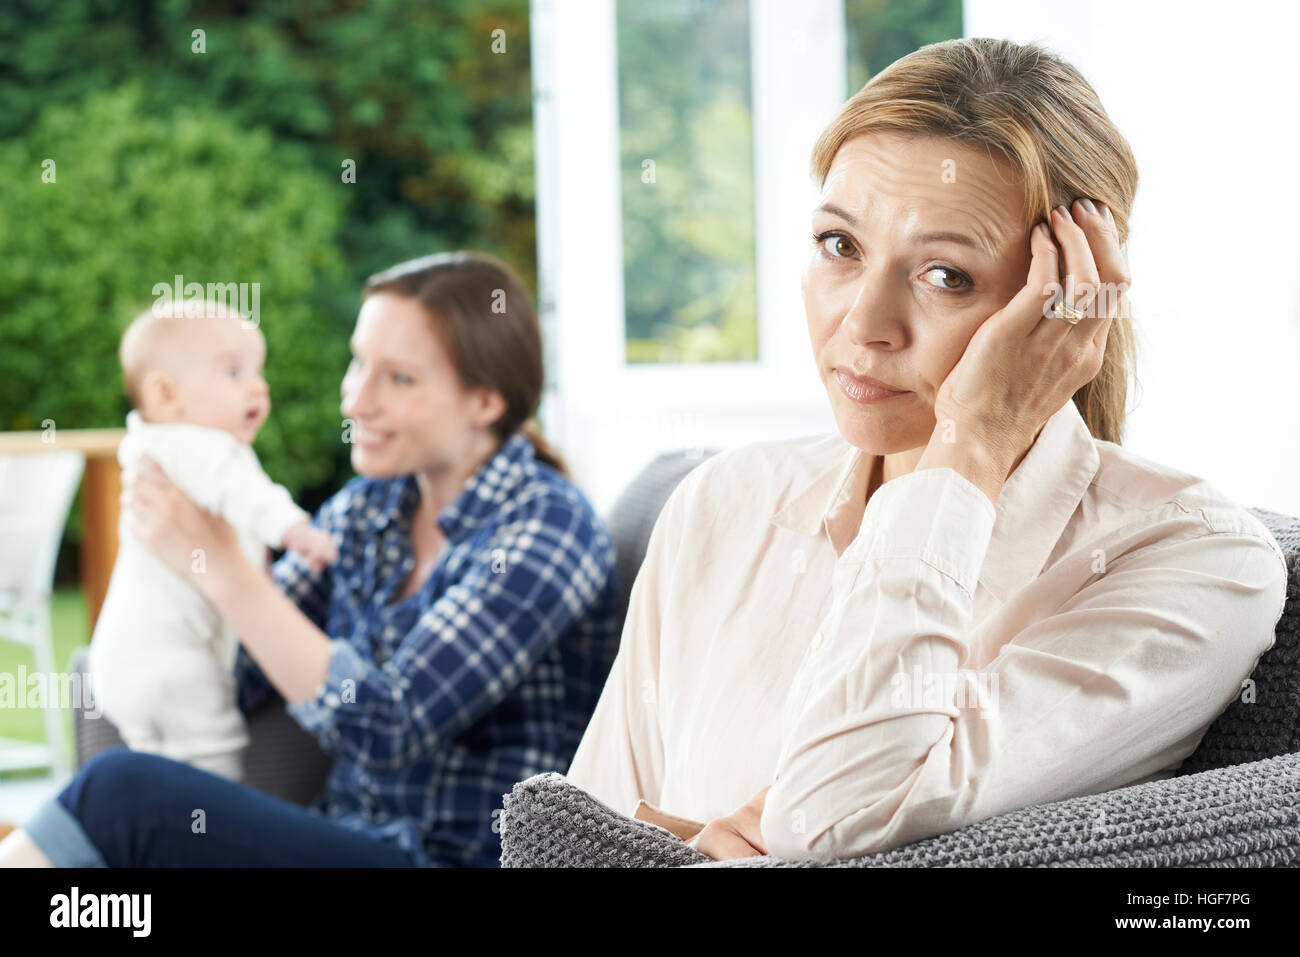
71, 646, 126, 763
501, 751, 1300, 867
70, 645, 331, 807
499, 772, 711, 867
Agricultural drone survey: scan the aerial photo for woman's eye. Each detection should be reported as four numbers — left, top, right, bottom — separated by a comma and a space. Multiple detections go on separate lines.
392, 373, 412, 386
815, 231, 857, 259
923, 266, 973, 291
813, 231, 972, 292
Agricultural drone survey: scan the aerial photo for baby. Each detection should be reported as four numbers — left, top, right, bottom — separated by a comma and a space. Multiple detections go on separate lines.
87, 300, 336, 781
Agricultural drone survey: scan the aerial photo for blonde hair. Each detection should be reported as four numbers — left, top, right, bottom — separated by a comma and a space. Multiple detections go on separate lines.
119, 299, 246, 410
811, 37, 1139, 445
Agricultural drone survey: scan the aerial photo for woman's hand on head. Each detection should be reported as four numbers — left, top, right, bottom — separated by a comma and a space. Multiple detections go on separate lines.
931, 197, 1130, 468
122, 455, 245, 597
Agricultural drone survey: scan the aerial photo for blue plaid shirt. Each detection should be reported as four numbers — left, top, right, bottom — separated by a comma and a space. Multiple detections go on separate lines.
232, 431, 621, 867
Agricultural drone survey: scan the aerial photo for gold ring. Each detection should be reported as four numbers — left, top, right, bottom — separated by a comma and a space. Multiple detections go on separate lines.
1052, 298, 1085, 324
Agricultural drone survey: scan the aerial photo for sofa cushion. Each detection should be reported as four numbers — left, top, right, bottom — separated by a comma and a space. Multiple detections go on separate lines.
602, 448, 720, 627
1177, 507, 1300, 773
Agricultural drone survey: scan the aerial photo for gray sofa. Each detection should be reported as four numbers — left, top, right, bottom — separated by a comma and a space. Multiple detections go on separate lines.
71, 448, 1300, 866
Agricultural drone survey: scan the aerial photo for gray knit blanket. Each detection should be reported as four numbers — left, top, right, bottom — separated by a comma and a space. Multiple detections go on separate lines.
499, 750, 1300, 867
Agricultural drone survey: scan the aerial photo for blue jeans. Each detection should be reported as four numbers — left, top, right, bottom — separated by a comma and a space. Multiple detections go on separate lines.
22, 748, 419, 867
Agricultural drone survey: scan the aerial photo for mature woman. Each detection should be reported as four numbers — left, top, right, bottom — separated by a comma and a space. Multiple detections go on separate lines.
564, 37, 1287, 862
0, 251, 621, 867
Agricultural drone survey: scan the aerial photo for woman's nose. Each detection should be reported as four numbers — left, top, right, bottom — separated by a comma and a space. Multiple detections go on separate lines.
341, 376, 375, 418
841, 273, 905, 346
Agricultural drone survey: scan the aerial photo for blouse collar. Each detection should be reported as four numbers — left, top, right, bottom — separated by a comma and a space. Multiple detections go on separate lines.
770, 398, 1101, 605
372, 431, 537, 542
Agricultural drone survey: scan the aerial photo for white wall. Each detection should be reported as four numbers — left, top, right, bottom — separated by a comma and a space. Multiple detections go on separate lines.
966, 0, 1300, 514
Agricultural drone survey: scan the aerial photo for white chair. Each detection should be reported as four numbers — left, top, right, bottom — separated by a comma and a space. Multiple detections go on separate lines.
0, 450, 86, 778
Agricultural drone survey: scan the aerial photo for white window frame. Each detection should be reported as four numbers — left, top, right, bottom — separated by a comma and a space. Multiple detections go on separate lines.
531, 0, 848, 513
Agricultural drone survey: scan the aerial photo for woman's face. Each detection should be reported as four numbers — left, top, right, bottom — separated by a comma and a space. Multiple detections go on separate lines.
340, 291, 502, 479
804, 131, 1033, 455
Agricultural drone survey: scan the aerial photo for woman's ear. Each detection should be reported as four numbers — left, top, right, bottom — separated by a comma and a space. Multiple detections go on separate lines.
472, 387, 508, 430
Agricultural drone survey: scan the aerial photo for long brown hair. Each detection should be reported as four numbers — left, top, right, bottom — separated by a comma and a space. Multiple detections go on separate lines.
811, 37, 1140, 445
362, 250, 568, 476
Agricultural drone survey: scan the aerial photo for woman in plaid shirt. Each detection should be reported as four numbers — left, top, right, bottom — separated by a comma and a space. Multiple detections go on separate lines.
2, 251, 621, 868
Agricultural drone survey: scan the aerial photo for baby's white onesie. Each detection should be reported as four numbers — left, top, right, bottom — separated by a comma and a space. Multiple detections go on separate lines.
88, 410, 310, 782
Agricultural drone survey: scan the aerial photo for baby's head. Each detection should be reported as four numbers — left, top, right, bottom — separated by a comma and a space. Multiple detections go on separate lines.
119, 300, 269, 445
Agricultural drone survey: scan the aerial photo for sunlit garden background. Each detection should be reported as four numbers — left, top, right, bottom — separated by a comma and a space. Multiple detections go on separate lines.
0, 0, 538, 767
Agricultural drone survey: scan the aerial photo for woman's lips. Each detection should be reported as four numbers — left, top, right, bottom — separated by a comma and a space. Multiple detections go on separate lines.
835, 368, 910, 403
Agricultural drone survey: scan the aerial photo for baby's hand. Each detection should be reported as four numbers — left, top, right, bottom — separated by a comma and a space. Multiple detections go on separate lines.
282, 521, 338, 574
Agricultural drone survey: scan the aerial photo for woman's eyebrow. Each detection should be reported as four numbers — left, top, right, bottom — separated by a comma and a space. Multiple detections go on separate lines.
347, 346, 422, 373
816, 201, 862, 226
909, 230, 989, 256
816, 202, 990, 256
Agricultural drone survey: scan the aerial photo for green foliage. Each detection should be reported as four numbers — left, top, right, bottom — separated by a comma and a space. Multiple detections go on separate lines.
0, 0, 536, 292
0, 0, 536, 522
0, 84, 351, 499
845, 0, 963, 94
617, 0, 757, 364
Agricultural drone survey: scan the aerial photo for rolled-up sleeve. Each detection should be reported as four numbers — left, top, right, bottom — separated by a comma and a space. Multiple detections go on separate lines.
282, 637, 372, 736
286, 490, 613, 773
761, 466, 1287, 861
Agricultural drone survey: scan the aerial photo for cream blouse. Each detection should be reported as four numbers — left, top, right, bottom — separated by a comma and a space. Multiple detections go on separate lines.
565, 397, 1288, 861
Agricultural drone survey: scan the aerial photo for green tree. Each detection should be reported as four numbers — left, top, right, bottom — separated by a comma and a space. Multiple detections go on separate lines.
0, 0, 537, 515
0, 84, 351, 499
845, 0, 963, 94
617, 0, 758, 364
0, 0, 536, 292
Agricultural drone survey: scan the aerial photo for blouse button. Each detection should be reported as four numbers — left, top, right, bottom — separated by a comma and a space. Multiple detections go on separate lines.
810, 631, 824, 651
